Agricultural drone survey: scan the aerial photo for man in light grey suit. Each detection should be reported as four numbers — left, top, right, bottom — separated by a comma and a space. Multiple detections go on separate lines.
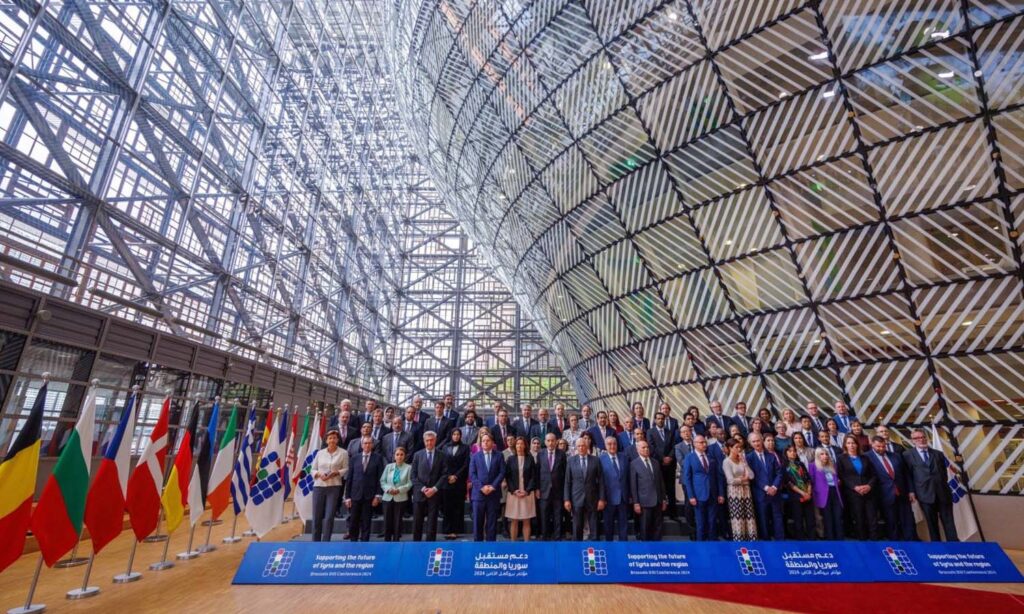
630, 440, 667, 541
382, 416, 412, 463
564, 437, 605, 540
903, 428, 958, 542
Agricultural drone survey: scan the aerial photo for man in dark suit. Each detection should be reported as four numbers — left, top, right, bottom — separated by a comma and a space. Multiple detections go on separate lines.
564, 438, 605, 540
618, 418, 638, 452
673, 425, 696, 539
868, 435, 915, 540
705, 400, 730, 434
683, 412, 706, 438
469, 433, 505, 541
904, 428, 958, 542
659, 402, 679, 435
343, 436, 383, 541
630, 440, 667, 541
401, 406, 424, 454
531, 408, 560, 441
347, 423, 375, 457
381, 416, 413, 463
537, 433, 566, 540
551, 403, 568, 434
647, 412, 678, 518
367, 408, 386, 446
732, 402, 751, 439
335, 409, 358, 450
746, 432, 784, 540
459, 410, 480, 447
442, 393, 460, 423
631, 404, 651, 432
353, 399, 377, 431
624, 427, 646, 462
586, 412, 615, 452
683, 435, 725, 541
876, 424, 906, 455
805, 401, 826, 440
411, 431, 445, 541
816, 429, 842, 465
492, 409, 513, 451
425, 401, 454, 444
513, 404, 538, 439
456, 399, 476, 427
599, 436, 630, 541
833, 400, 856, 433
410, 395, 430, 425
484, 401, 502, 429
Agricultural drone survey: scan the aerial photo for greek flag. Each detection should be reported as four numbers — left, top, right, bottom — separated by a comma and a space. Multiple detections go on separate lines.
230, 407, 257, 516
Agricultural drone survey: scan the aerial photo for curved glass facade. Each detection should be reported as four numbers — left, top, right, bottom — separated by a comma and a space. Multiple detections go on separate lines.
390, 1, 1024, 494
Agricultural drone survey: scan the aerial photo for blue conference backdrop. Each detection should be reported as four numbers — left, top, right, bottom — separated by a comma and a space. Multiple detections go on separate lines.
234, 541, 1022, 585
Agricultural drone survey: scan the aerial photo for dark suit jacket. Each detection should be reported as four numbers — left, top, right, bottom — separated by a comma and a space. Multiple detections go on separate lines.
746, 450, 783, 501
491, 423, 514, 451
629, 456, 666, 507
529, 421, 559, 442
468, 450, 505, 501
564, 453, 605, 509
587, 425, 616, 451
632, 417, 651, 431
902, 446, 952, 504
512, 418, 538, 439
424, 416, 454, 443
335, 424, 358, 450
410, 447, 446, 501
836, 454, 878, 494
867, 450, 908, 506
504, 454, 537, 492
344, 452, 384, 500
732, 414, 751, 438
705, 413, 730, 434
599, 452, 630, 506
381, 430, 413, 463
618, 430, 639, 452
441, 442, 470, 489
646, 426, 675, 460
537, 448, 566, 500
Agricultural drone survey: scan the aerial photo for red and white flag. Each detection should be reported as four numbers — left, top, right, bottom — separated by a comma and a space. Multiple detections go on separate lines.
125, 395, 170, 541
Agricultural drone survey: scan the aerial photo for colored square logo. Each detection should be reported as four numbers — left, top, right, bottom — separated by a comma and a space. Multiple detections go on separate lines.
262, 548, 295, 578
582, 547, 608, 576
736, 547, 765, 576
426, 548, 454, 577
883, 547, 917, 575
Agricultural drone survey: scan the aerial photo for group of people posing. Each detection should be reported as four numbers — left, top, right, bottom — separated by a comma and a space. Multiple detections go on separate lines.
308, 395, 962, 544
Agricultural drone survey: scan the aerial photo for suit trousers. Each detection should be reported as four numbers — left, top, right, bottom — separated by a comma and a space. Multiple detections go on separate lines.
661, 461, 678, 517
638, 505, 663, 541
754, 495, 785, 540
920, 500, 958, 542
413, 496, 441, 541
312, 486, 341, 542
472, 497, 500, 541
441, 487, 466, 535
538, 497, 562, 540
571, 504, 599, 541
382, 500, 405, 541
693, 499, 716, 541
785, 496, 816, 540
349, 498, 374, 541
844, 490, 879, 540
602, 502, 629, 541
820, 494, 844, 540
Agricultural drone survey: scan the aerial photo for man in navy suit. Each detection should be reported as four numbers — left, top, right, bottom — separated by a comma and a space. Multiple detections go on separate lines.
833, 400, 857, 433
531, 408, 560, 441
334, 408, 358, 450
442, 393, 460, 423
411, 431, 446, 541
586, 411, 614, 451
381, 416, 413, 463
705, 400, 729, 434
468, 433, 505, 541
618, 418, 638, 452
401, 406, 424, 454
683, 435, 725, 541
564, 438, 605, 540
425, 401, 454, 444
343, 436, 384, 541
513, 404, 538, 439
746, 432, 784, 540
868, 435, 915, 540
732, 402, 751, 439
354, 399, 378, 431
647, 412, 678, 518
537, 433, 566, 540
631, 403, 651, 432
629, 440, 667, 540
659, 402, 679, 435
491, 409, 513, 451
904, 428, 958, 542
599, 436, 630, 541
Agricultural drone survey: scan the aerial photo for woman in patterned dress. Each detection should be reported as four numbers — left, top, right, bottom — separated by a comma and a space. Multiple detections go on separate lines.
722, 438, 758, 541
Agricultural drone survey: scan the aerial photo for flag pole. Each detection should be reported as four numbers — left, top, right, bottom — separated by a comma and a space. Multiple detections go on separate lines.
177, 522, 200, 560
145, 389, 177, 543
65, 551, 99, 599
198, 509, 217, 553
148, 531, 174, 571
112, 539, 142, 584
223, 399, 250, 544
7, 554, 46, 614
241, 401, 263, 537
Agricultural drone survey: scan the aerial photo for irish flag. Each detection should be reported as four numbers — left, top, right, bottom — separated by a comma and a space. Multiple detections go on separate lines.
83, 390, 137, 554
126, 395, 170, 540
207, 403, 238, 520
32, 383, 98, 566
0, 382, 48, 572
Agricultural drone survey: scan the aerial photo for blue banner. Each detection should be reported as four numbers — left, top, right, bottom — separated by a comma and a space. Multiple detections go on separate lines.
233, 540, 1022, 585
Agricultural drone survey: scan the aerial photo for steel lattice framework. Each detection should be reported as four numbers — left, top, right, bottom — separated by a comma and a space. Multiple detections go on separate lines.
0, 0, 570, 407
389, 0, 1024, 496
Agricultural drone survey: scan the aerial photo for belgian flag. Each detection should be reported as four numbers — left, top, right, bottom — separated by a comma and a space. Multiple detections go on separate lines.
0, 382, 48, 572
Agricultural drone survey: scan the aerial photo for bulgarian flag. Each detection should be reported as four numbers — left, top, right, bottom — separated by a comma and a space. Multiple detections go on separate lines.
32, 383, 98, 566
206, 403, 238, 520
83, 390, 138, 555
0, 382, 48, 572
161, 402, 199, 533
125, 395, 170, 540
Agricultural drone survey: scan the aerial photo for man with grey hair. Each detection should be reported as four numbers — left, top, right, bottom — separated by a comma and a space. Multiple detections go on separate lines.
343, 436, 383, 541
411, 430, 445, 541
903, 428, 959, 542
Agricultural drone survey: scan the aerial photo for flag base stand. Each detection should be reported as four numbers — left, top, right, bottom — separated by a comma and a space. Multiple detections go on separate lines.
175, 551, 200, 560
52, 557, 88, 569
222, 536, 242, 543
142, 534, 168, 543
7, 607, 45, 614
65, 587, 100, 600
148, 561, 174, 571
112, 572, 142, 584
196, 545, 216, 553
242, 529, 256, 537
201, 519, 223, 526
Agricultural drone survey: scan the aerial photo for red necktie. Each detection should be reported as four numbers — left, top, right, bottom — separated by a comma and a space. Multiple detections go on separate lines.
882, 454, 898, 495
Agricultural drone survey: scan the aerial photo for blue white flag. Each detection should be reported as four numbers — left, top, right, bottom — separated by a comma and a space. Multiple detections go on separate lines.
244, 409, 287, 538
